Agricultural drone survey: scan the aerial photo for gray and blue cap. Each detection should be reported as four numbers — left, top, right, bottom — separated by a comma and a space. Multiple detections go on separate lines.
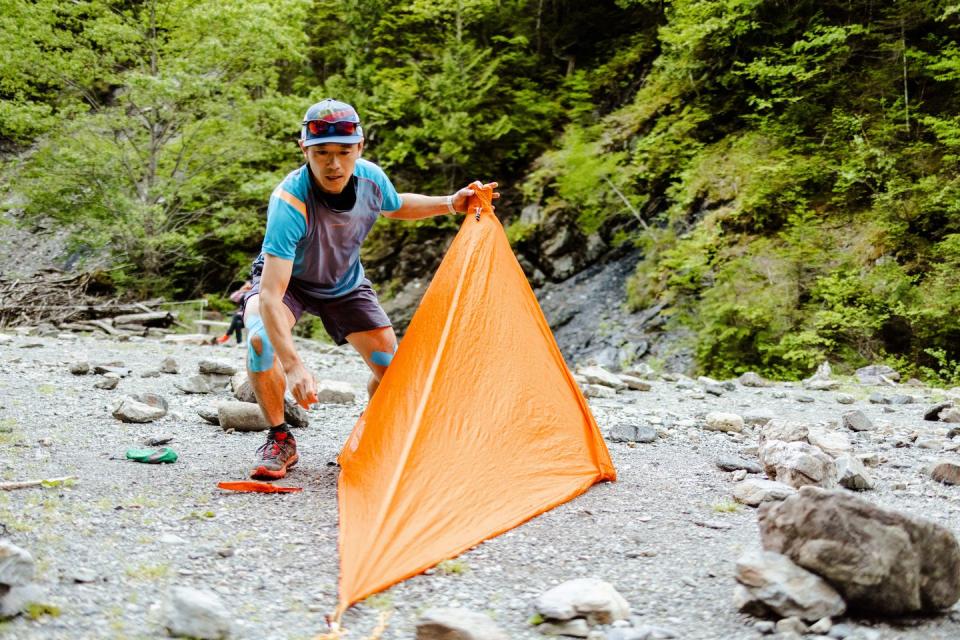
301, 98, 364, 146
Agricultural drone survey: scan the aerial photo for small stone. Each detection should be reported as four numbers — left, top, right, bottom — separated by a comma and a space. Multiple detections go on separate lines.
835, 394, 855, 405
806, 428, 851, 458
805, 379, 840, 391
415, 607, 509, 639
868, 392, 890, 405
112, 399, 166, 423
841, 410, 874, 432
68, 567, 98, 583
198, 359, 237, 376
743, 409, 775, 426
739, 372, 768, 387
93, 364, 131, 377
890, 394, 915, 405
175, 375, 213, 394
618, 374, 651, 391
144, 434, 174, 446
316, 380, 358, 404
69, 361, 90, 375
940, 407, 960, 423
94, 376, 119, 390
160, 357, 179, 374
732, 469, 748, 482
715, 455, 762, 474
140, 369, 161, 378
733, 479, 796, 507
809, 618, 833, 634
0, 540, 35, 586
734, 550, 846, 621
931, 460, 960, 485
835, 455, 874, 490
537, 618, 590, 637
704, 412, 744, 433
218, 402, 270, 432
534, 578, 630, 625
132, 393, 169, 413
608, 424, 657, 444
795, 395, 816, 403
164, 586, 231, 640
776, 617, 809, 635
579, 365, 627, 390
753, 620, 776, 634
197, 406, 220, 425
925, 402, 954, 421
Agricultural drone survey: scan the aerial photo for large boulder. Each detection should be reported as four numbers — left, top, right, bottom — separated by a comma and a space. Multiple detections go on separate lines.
415, 608, 509, 640
758, 486, 960, 614
533, 578, 630, 626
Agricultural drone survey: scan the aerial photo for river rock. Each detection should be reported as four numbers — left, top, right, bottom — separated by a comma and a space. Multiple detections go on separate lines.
940, 407, 960, 423
704, 412, 744, 433
716, 455, 763, 474
283, 396, 310, 429
734, 550, 846, 621
583, 384, 616, 399
924, 402, 953, 421
759, 441, 837, 489
415, 607, 509, 640
94, 364, 130, 377
131, 393, 168, 413
113, 399, 166, 423
198, 359, 237, 376
806, 428, 851, 458
217, 402, 269, 432
743, 409, 775, 426
534, 577, 630, 625
805, 379, 840, 391
835, 393, 855, 405
69, 361, 90, 375
164, 586, 231, 640
760, 420, 809, 446
835, 455, 874, 490
841, 410, 874, 432
930, 460, 960, 485
856, 365, 900, 385
0, 540, 34, 587
175, 375, 213, 394
580, 366, 627, 390
738, 372, 768, 388
618, 374, 651, 391
758, 486, 960, 614
94, 376, 119, 390
160, 356, 179, 374
733, 479, 797, 507
197, 405, 221, 425
314, 380, 356, 405
231, 372, 254, 401
608, 424, 657, 444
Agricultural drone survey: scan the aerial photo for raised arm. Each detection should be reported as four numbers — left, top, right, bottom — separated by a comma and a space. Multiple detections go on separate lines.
382, 181, 499, 220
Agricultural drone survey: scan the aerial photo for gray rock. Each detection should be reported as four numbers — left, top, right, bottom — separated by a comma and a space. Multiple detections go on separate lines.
931, 460, 960, 485
704, 383, 726, 396
93, 365, 130, 377
0, 583, 43, 619
835, 455, 874, 490
734, 550, 846, 621
164, 586, 231, 639
112, 399, 166, 423
889, 394, 914, 405
608, 424, 657, 444
230, 372, 253, 401
537, 618, 590, 637
622, 362, 655, 380
175, 375, 213, 394
809, 617, 833, 634
703, 412, 744, 433
94, 376, 119, 390
940, 407, 960, 423
0, 540, 35, 587
144, 434, 174, 446
131, 393, 168, 413
415, 607, 509, 640
776, 617, 809, 635
197, 406, 221, 425
739, 372, 768, 388
198, 359, 238, 376
283, 396, 310, 429
867, 393, 890, 405
317, 379, 357, 404
69, 361, 90, 375
715, 456, 762, 474
841, 410, 874, 432
758, 486, 960, 614
534, 578, 630, 625
760, 420, 810, 446
733, 479, 797, 507
805, 379, 840, 391
760, 441, 838, 489
584, 384, 616, 399
856, 365, 900, 385
835, 394, 855, 405
217, 402, 269, 432
806, 428, 851, 458
618, 375, 651, 391
140, 369, 161, 378
924, 402, 953, 421
580, 365, 627, 390
160, 356, 179, 374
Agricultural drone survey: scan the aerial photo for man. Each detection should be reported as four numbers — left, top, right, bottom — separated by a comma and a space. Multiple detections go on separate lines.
242, 98, 498, 480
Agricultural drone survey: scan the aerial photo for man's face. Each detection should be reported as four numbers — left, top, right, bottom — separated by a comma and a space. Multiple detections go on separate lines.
300, 141, 363, 194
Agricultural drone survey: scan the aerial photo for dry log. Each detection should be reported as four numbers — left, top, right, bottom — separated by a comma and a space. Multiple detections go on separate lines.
0, 476, 77, 491
86, 319, 118, 335
112, 311, 176, 327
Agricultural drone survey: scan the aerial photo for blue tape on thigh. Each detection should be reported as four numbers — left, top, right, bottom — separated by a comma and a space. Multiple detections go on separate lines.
245, 315, 275, 372
370, 350, 394, 367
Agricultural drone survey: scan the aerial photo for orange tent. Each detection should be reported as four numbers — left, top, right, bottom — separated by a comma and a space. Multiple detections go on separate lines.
335, 184, 616, 615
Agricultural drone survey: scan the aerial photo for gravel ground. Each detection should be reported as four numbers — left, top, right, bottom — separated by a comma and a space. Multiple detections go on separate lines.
1, 331, 959, 639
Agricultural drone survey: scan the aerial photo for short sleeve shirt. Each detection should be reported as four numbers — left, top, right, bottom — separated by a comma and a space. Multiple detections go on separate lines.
258, 159, 402, 298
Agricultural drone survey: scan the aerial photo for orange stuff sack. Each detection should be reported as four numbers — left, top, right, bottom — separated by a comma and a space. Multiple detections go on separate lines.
335, 184, 616, 614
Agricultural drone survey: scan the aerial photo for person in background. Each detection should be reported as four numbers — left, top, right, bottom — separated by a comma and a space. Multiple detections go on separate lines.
216, 281, 253, 345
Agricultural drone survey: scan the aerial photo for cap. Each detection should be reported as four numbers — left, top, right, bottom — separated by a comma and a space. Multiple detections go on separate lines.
301, 98, 364, 146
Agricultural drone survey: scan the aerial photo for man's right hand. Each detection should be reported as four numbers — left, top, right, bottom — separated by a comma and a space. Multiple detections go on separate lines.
286, 361, 318, 408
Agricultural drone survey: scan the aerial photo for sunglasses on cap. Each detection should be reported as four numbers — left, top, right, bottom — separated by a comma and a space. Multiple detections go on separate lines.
305, 120, 360, 137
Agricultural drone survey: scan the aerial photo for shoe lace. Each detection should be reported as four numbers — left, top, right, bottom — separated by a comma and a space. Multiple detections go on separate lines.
256, 438, 282, 460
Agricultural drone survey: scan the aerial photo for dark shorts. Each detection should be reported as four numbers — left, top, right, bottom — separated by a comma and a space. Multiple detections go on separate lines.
242, 278, 392, 346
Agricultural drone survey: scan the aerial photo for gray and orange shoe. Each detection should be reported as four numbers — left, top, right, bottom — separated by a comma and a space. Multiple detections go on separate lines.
250, 430, 298, 480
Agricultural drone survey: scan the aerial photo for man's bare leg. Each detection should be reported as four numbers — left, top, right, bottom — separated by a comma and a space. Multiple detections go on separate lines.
244, 294, 299, 479
345, 326, 398, 399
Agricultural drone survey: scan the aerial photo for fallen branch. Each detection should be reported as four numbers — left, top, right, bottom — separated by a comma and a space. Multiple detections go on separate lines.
0, 476, 78, 491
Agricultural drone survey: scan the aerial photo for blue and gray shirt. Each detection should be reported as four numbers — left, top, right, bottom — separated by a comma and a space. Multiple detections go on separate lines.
255, 159, 403, 298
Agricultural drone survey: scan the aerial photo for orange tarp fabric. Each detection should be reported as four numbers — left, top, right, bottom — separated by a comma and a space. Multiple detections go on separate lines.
335, 184, 616, 614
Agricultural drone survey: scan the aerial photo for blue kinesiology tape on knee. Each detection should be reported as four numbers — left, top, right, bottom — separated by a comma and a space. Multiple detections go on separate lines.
245, 316, 275, 372
370, 350, 394, 367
